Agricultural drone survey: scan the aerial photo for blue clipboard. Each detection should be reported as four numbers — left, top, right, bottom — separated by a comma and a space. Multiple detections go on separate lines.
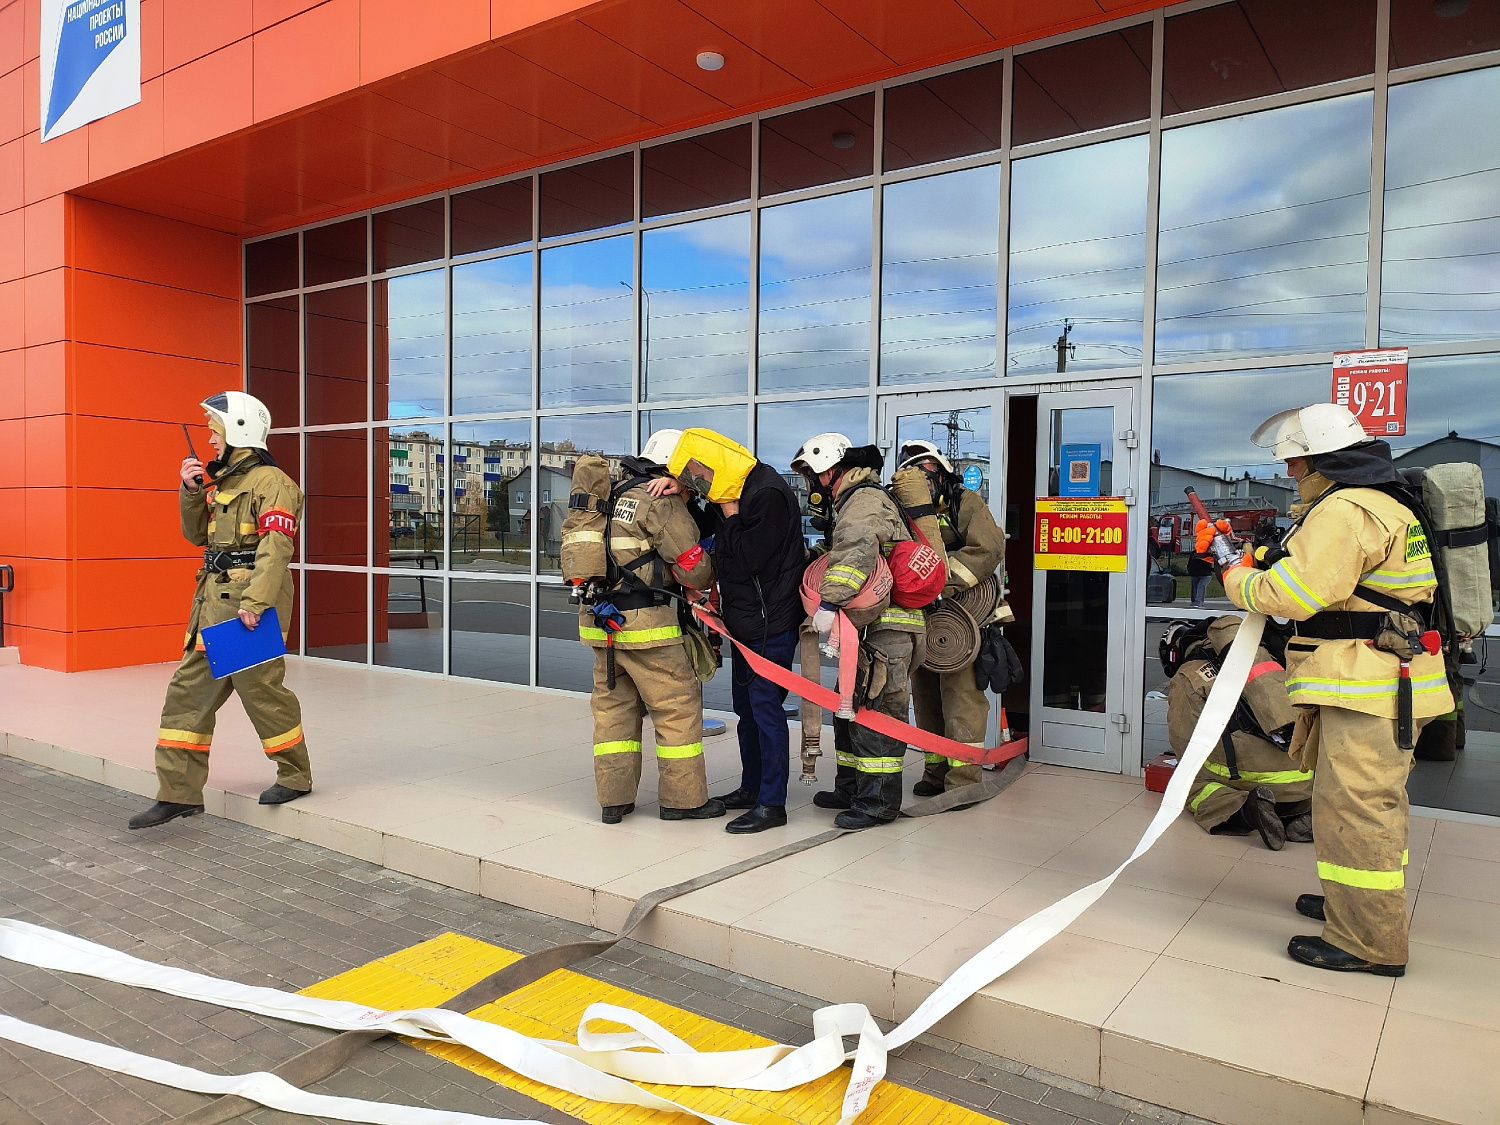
200, 607, 286, 679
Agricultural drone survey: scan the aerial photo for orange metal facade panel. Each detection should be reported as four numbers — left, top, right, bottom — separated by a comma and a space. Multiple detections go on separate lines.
253, 0, 362, 123
0, 277, 20, 352
0, 485, 22, 558
24, 484, 69, 561
70, 199, 239, 301
164, 40, 254, 155
0, 417, 22, 485
958, 0, 1119, 43
19, 558, 70, 630
0, 209, 21, 282
23, 126, 89, 206
23, 413, 66, 487
21, 56, 37, 135
490, 0, 598, 40
72, 345, 235, 424
140, 0, 164, 81
162, 0, 253, 72
68, 271, 238, 363
74, 557, 198, 628
73, 622, 190, 670
817, 0, 991, 66
0, 138, 23, 213
22, 268, 65, 348
23, 193, 66, 275
318, 93, 526, 174
442, 46, 648, 143
0, 347, 20, 416
0, 66, 21, 145
73, 488, 196, 560
69, 416, 204, 489
253, 0, 330, 33
0, 2, 25, 78
380, 71, 589, 157
88, 77, 165, 182
23, 341, 67, 417
358, 0, 491, 85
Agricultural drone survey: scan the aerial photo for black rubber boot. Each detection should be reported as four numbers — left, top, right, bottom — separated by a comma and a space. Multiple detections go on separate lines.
715, 788, 757, 810
726, 805, 788, 834
259, 784, 309, 806
1242, 786, 1286, 851
911, 779, 943, 798
1288, 934, 1403, 976
1296, 894, 1326, 921
128, 802, 204, 830
601, 803, 635, 825
833, 809, 890, 831
1283, 812, 1314, 843
813, 790, 852, 810
660, 798, 727, 821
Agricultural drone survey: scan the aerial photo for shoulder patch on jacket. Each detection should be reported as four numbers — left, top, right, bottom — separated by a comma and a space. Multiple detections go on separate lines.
258, 507, 298, 537
1404, 523, 1430, 563
613, 496, 640, 524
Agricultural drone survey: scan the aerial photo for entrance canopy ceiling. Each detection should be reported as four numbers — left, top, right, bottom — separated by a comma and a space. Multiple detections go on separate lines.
79, 0, 1165, 236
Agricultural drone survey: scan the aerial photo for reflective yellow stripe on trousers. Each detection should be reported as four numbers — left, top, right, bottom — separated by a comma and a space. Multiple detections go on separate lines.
1202, 761, 1313, 785
593, 740, 642, 756
1317, 860, 1405, 890
856, 756, 905, 774
1190, 781, 1226, 812
656, 742, 703, 759
579, 625, 683, 643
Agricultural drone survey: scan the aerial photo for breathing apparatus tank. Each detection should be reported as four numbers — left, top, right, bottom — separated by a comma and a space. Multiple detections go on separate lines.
561, 454, 612, 587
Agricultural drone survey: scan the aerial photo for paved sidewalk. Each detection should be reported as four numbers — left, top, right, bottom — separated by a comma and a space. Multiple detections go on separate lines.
0, 756, 1208, 1125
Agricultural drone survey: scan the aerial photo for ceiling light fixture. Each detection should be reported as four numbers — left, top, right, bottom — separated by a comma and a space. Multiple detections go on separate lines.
696, 51, 725, 71
831, 131, 856, 149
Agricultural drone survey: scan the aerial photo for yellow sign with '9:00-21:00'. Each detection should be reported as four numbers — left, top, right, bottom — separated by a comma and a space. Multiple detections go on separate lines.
1033, 497, 1129, 572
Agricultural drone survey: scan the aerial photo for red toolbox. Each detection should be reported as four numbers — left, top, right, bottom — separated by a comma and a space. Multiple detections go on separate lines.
1144, 753, 1179, 793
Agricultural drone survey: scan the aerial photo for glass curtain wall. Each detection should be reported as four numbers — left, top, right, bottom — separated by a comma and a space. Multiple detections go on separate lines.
245, 0, 1500, 727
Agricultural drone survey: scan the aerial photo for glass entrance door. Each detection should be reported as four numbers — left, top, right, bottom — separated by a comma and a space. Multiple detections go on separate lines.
1028, 387, 1137, 772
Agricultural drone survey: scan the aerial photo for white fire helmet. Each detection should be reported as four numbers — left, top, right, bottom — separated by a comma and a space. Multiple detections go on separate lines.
791, 432, 852, 476
1251, 403, 1369, 461
201, 391, 272, 451
896, 439, 954, 475
639, 428, 683, 467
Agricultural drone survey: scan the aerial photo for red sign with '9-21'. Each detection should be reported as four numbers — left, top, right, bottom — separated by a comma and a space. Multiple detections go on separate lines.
1034, 497, 1129, 572
1333, 348, 1408, 437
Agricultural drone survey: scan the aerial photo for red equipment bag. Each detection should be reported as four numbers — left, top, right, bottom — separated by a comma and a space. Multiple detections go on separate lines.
886, 536, 946, 608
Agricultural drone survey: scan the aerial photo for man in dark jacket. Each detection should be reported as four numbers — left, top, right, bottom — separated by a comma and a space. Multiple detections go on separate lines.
655, 429, 808, 833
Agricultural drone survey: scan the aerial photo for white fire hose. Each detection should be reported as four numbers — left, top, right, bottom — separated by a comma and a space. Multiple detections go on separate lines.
0, 615, 1268, 1125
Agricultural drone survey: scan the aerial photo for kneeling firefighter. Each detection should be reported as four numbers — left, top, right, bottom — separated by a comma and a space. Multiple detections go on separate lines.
1161, 616, 1312, 850
1205, 402, 1454, 977
793, 433, 931, 829
561, 431, 725, 826
896, 440, 1011, 797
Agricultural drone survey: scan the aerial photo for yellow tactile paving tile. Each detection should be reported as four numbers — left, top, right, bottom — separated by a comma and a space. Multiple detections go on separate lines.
302, 932, 1005, 1125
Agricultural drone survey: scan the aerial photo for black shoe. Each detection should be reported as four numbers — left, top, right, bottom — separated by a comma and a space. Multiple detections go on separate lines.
912, 779, 943, 798
601, 803, 635, 824
259, 784, 309, 806
660, 798, 727, 821
1287, 934, 1404, 976
1283, 812, 1314, 843
813, 790, 852, 810
716, 788, 757, 810
949, 802, 977, 813
1295, 894, 1326, 921
127, 802, 204, 830
833, 809, 890, 831
1243, 786, 1286, 851
726, 805, 788, 834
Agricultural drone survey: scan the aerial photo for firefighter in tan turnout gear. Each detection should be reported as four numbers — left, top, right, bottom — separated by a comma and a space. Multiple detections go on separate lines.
897, 440, 1007, 798
129, 392, 311, 830
572, 432, 725, 825
1210, 403, 1453, 977
795, 433, 924, 829
1162, 616, 1313, 850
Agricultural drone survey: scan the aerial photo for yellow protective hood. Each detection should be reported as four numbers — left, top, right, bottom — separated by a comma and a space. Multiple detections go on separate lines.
668, 428, 757, 503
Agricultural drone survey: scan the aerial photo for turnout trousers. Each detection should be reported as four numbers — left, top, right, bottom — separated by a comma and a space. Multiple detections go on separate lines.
830, 629, 917, 822
911, 664, 988, 792
1292, 705, 1427, 966
155, 649, 312, 805
730, 629, 797, 808
591, 643, 708, 811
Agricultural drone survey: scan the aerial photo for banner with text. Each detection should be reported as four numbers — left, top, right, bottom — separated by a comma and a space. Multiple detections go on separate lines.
40, 0, 141, 142
1034, 497, 1129, 572
1332, 348, 1408, 437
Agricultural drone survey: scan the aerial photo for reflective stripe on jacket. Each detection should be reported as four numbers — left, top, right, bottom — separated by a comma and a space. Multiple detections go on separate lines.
822, 468, 922, 634
1222, 473, 1452, 720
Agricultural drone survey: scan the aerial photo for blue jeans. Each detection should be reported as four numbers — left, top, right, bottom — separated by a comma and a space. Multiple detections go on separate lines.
730, 628, 797, 809
1190, 574, 1212, 607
